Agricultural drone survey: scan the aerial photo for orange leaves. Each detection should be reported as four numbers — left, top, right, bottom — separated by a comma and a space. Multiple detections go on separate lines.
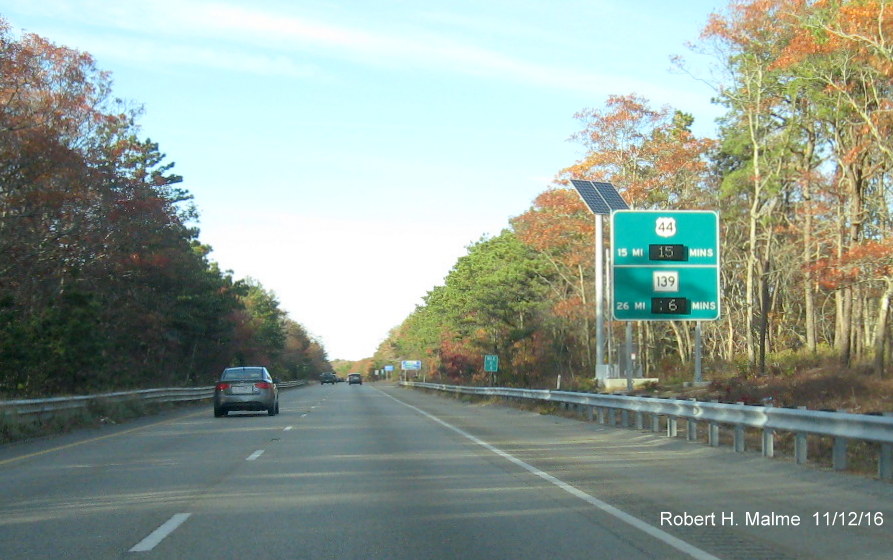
703, 0, 800, 51
510, 331, 547, 369
552, 296, 585, 319
511, 188, 593, 264
769, 0, 893, 77
437, 332, 480, 382
827, 1, 893, 74
813, 240, 893, 290
561, 94, 712, 209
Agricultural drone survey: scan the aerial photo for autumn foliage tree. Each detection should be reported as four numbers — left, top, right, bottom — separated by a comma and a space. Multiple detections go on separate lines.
511, 189, 596, 376
377, 0, 893, 385
699, 0, 893, 376
0, 20, 330, 396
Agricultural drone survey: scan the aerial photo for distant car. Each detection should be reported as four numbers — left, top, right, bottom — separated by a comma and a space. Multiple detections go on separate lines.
348, 373, 362, 385
320, 372, 337, 385
214, 366, 278, 417
336, 376, 346, 383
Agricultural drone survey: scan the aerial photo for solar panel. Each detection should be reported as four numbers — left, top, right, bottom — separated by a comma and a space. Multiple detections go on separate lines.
570, 179, 611, 214
592, 181, 629, 210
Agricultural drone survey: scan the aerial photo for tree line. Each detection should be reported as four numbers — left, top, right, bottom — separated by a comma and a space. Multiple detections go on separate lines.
0, 19, 330, 397
371, 0, 893, 386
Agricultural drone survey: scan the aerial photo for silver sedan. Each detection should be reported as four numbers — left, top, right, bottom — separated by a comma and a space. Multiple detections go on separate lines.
213, 366, 279, 417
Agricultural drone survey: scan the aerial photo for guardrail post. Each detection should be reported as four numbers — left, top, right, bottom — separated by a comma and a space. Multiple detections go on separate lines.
621, 409, 629, 428
708, 422, 719, 447
635, 411, 644, 430
686, 400, 697, 441
761, 405, 775, 458
833, 437, 848, 471
794, 407, 808, 465
762, 428, 775, 458
587, 405, 594, 422
881, 413, 893, 480
651, 413, 660, 433
733, 402, 745, 452
881, 444, 893, 480
794, 432, 808, 464
832, 409, 848, 471
609, 408, 617, 427
667, 416, 677, 438
597, 407, 606, 424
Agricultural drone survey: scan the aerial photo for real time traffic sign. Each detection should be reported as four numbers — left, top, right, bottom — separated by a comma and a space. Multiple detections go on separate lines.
611, 210, 720, 321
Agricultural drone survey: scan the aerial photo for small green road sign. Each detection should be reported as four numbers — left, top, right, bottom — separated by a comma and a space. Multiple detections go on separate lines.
611, 210, 720, 321
484, 354, 499, 372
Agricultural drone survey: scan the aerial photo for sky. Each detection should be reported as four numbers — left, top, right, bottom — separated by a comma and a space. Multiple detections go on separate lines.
1, 0, 728, 361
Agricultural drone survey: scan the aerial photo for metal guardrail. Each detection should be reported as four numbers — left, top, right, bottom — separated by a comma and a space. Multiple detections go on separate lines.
0, 380, 307, 418
403, 381, 893, 480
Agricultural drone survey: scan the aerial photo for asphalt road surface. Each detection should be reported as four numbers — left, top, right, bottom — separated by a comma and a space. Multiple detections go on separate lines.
1, 383, 891, 559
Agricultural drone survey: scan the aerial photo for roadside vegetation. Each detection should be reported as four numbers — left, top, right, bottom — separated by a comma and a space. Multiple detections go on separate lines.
369, 1, 893, 413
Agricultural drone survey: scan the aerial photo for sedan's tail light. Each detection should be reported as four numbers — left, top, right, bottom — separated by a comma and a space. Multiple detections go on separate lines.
255, 382, 272, 389
216, 382, 230, 391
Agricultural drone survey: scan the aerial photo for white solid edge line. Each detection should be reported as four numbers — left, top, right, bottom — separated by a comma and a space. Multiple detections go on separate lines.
246, 449, 264, 461
129, 513, 192, 552
378, 389, 722, 560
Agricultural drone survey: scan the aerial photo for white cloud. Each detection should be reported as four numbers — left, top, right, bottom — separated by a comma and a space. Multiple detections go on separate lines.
7, 0, 689, 99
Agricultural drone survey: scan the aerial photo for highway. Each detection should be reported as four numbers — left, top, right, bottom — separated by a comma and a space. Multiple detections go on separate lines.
0, 383, 891, 559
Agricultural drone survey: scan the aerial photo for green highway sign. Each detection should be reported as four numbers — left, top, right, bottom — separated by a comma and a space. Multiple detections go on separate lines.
611, 210, 720, 321
484, 354, 499, 372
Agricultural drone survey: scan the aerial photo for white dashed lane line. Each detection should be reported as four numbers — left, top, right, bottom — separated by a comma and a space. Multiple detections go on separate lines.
246, 450, 264, 461
129, 513, 192, 552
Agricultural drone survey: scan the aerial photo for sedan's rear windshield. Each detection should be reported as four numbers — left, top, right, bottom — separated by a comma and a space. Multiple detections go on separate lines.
222, 368, 265, 381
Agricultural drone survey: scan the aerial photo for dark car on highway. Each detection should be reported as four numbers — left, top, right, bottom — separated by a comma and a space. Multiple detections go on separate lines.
320, 372, 337, 384
214, 366, 279, 417
348, 373, 362, 385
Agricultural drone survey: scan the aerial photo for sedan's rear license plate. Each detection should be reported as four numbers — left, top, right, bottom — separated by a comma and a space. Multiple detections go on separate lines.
231, 386, 254, 394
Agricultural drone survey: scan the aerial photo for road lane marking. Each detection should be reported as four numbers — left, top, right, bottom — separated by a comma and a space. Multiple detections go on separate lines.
246, 449, 265, 461
301, 413, 308, 418
284, 426, 293, 431
380, 389, 721, 560
129, 513, 191, 552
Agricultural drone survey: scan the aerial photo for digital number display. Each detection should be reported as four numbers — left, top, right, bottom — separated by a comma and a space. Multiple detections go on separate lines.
649, 244, 687, 261
651, 297, 690, 315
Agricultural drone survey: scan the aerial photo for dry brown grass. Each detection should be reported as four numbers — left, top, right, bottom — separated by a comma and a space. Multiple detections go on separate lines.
675, 368, 893, 413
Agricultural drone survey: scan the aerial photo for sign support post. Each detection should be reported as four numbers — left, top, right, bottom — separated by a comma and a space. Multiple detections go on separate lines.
569, 180, 630, 383
595, 214, 605, 378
